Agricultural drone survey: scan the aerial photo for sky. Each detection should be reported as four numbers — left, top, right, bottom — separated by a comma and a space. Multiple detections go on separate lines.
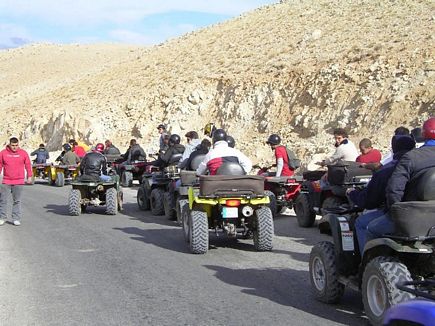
0, 0, 276, 49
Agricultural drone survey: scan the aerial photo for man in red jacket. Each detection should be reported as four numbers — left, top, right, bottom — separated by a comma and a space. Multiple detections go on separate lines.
356, 138, 382, 164
0, 137, 32, 226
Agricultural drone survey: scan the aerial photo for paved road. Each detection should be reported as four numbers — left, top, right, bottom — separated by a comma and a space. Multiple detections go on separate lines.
0, 182, 369, 326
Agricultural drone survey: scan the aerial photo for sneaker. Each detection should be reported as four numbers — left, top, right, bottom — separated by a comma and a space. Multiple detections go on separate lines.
13, 220, 21, 226
0, 220, 5, 226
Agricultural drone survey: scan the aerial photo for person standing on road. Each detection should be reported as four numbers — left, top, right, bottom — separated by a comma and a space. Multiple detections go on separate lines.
0, 137, 33, 226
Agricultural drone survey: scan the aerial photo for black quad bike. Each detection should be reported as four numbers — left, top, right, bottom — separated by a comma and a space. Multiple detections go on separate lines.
294, 161, 371, 229
136, 154, 183, 216
309, 168, 435, 326
68, 174, 123, 216
119, 160, 148, 187
182, 163, 273, 254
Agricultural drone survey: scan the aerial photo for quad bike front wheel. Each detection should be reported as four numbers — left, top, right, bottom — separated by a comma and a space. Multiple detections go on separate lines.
163, 191, 176, 220
294, 193, 316, 227
68, 189, 82, 216
189, 210, 208, 254
117, 190, 123, 211
105, 187, 118, 215
121, 171, 133, 187
253, 206, 274, 251
309, 241, 344, 303
177, 198, 188, 224
181, 202, 190, 242
56, 172, 65, 187
150, 188, 165, 216
362, 256, 413, 326
137, 185, 150, 211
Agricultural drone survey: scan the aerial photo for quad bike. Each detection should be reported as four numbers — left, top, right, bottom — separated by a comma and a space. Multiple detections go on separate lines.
50, 164, 80, 187
255, 164, 303, 218
383, 279, 435, 325
136, 154, 183, 216
182, 163, 273, 254
68, 174, 123, 216
31, 163, 52, 183
119, 160, 148, 187
309, 168, 435, 326
294, 161, 371, 229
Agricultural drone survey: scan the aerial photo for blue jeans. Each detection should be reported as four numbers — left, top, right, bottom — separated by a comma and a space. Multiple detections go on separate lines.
0, 185, 24, 221
366, 212, 394, 242
355, 209, 385, 254
100, 174, 112, 182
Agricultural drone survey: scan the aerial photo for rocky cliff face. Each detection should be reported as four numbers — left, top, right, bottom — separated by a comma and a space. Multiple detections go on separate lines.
0, 0, 433, 166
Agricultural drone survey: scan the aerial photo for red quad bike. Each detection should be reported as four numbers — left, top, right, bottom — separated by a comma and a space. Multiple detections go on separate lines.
119, 160, 148, 187
294, 161, 372, 229
255, 165, 303, 218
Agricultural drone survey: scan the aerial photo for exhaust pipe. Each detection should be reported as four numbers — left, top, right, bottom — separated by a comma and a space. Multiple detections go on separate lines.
242, 206, 254, 217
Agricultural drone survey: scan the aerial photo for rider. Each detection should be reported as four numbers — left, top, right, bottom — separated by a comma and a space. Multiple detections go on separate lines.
204, 123, 216, 138
180, 139, 211, 171
31, 143, 50, 164
154, 134, 185, 168
157, 124, 169, 153
323, 128, 359, 165
196, 129, 252, 175
80, 143, 111, 182
178, 131, 201, 167
266, 134, 294, 177
60, 143, 81, 165
366, 118, 435, 242
347, 135, 416, 253
226, 135, 235, 148
355, 138, 381, 164
410, 127, 425, 148
121, 139, 146, 163
103, 140, 121, 155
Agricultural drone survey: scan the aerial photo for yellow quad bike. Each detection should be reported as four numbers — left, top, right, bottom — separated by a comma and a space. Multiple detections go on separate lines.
49, 164, 80, 187
31, 163, 53, 183
182, 163, 273, 254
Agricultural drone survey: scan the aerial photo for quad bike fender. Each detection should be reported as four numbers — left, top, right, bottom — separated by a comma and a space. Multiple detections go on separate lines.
187, 187, 269, 208
363, 238, 434, 256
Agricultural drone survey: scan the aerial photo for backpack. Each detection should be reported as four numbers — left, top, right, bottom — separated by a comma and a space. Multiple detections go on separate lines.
286, 147, 301, 170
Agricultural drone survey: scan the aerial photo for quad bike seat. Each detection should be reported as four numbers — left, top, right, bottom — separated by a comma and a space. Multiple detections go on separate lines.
180, 170, 198, 186
168, 153, 183, 165
199, 175, 265, 196
190, 154, 206, 171
303, 170, 326, 181
266, 175, 303, 184
391, 167, 435, 237
216, 162, 246, 176
327, 161, 372, 185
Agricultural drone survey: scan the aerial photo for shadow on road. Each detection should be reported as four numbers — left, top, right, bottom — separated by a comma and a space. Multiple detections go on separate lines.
204, 265, 368, 325
113, 226, 189, 253
119, 202, 178, 227
44, 204, 71, 216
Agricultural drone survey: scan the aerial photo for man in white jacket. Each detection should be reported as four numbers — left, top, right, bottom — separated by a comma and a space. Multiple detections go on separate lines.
324, 128, 358, 165
196, 129, 252, 175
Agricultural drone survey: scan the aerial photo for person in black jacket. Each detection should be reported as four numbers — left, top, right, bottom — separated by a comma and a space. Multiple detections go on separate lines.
154, 134, 185, 168
179, 139, 211, 170
366, 117, 435, 242
80, 143, 111, 182
31, 144, 50, 164
347, 135, 415, 253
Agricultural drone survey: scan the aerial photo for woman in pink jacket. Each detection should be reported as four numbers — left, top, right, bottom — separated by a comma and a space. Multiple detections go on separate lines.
0, 137, 32, 226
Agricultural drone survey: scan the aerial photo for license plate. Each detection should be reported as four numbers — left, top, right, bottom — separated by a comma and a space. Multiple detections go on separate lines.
222, 207, 238, 218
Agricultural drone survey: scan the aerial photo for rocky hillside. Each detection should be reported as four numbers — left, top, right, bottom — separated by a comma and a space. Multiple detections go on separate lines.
0, 0, 434, 165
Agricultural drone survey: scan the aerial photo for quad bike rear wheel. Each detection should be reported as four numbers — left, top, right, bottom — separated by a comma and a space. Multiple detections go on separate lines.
181, 203, 190, 242
362, 256, 413, 326
177, 198, 188, 224
106, 187, 118, 215
68, 189, 81, 216
137, 185, 150, 211
163, 191, 176, 220
121, 171, 133, 187
150, 188, 165, 216
118, 190, 123, 211
294, 193, 316, 227
189, 210, 208, 254
309, 241, 345, 303
253, 206, 274, 251
56, 172, 65, 187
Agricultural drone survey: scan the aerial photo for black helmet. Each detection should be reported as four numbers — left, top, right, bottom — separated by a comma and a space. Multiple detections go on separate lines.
212, 129, 227, 144
411, 127, 424, 143
169, 134, 181, 145
226, 135, 235, 148
157, 124, 166, 130
63, 143, 71, 151
266, 134, 281, 145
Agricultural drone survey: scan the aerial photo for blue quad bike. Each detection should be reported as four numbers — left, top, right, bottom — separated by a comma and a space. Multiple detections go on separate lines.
309, 168, 435, 325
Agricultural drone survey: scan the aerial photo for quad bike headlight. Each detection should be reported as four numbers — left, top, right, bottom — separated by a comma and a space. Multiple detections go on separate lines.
96, 185, 104, 192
